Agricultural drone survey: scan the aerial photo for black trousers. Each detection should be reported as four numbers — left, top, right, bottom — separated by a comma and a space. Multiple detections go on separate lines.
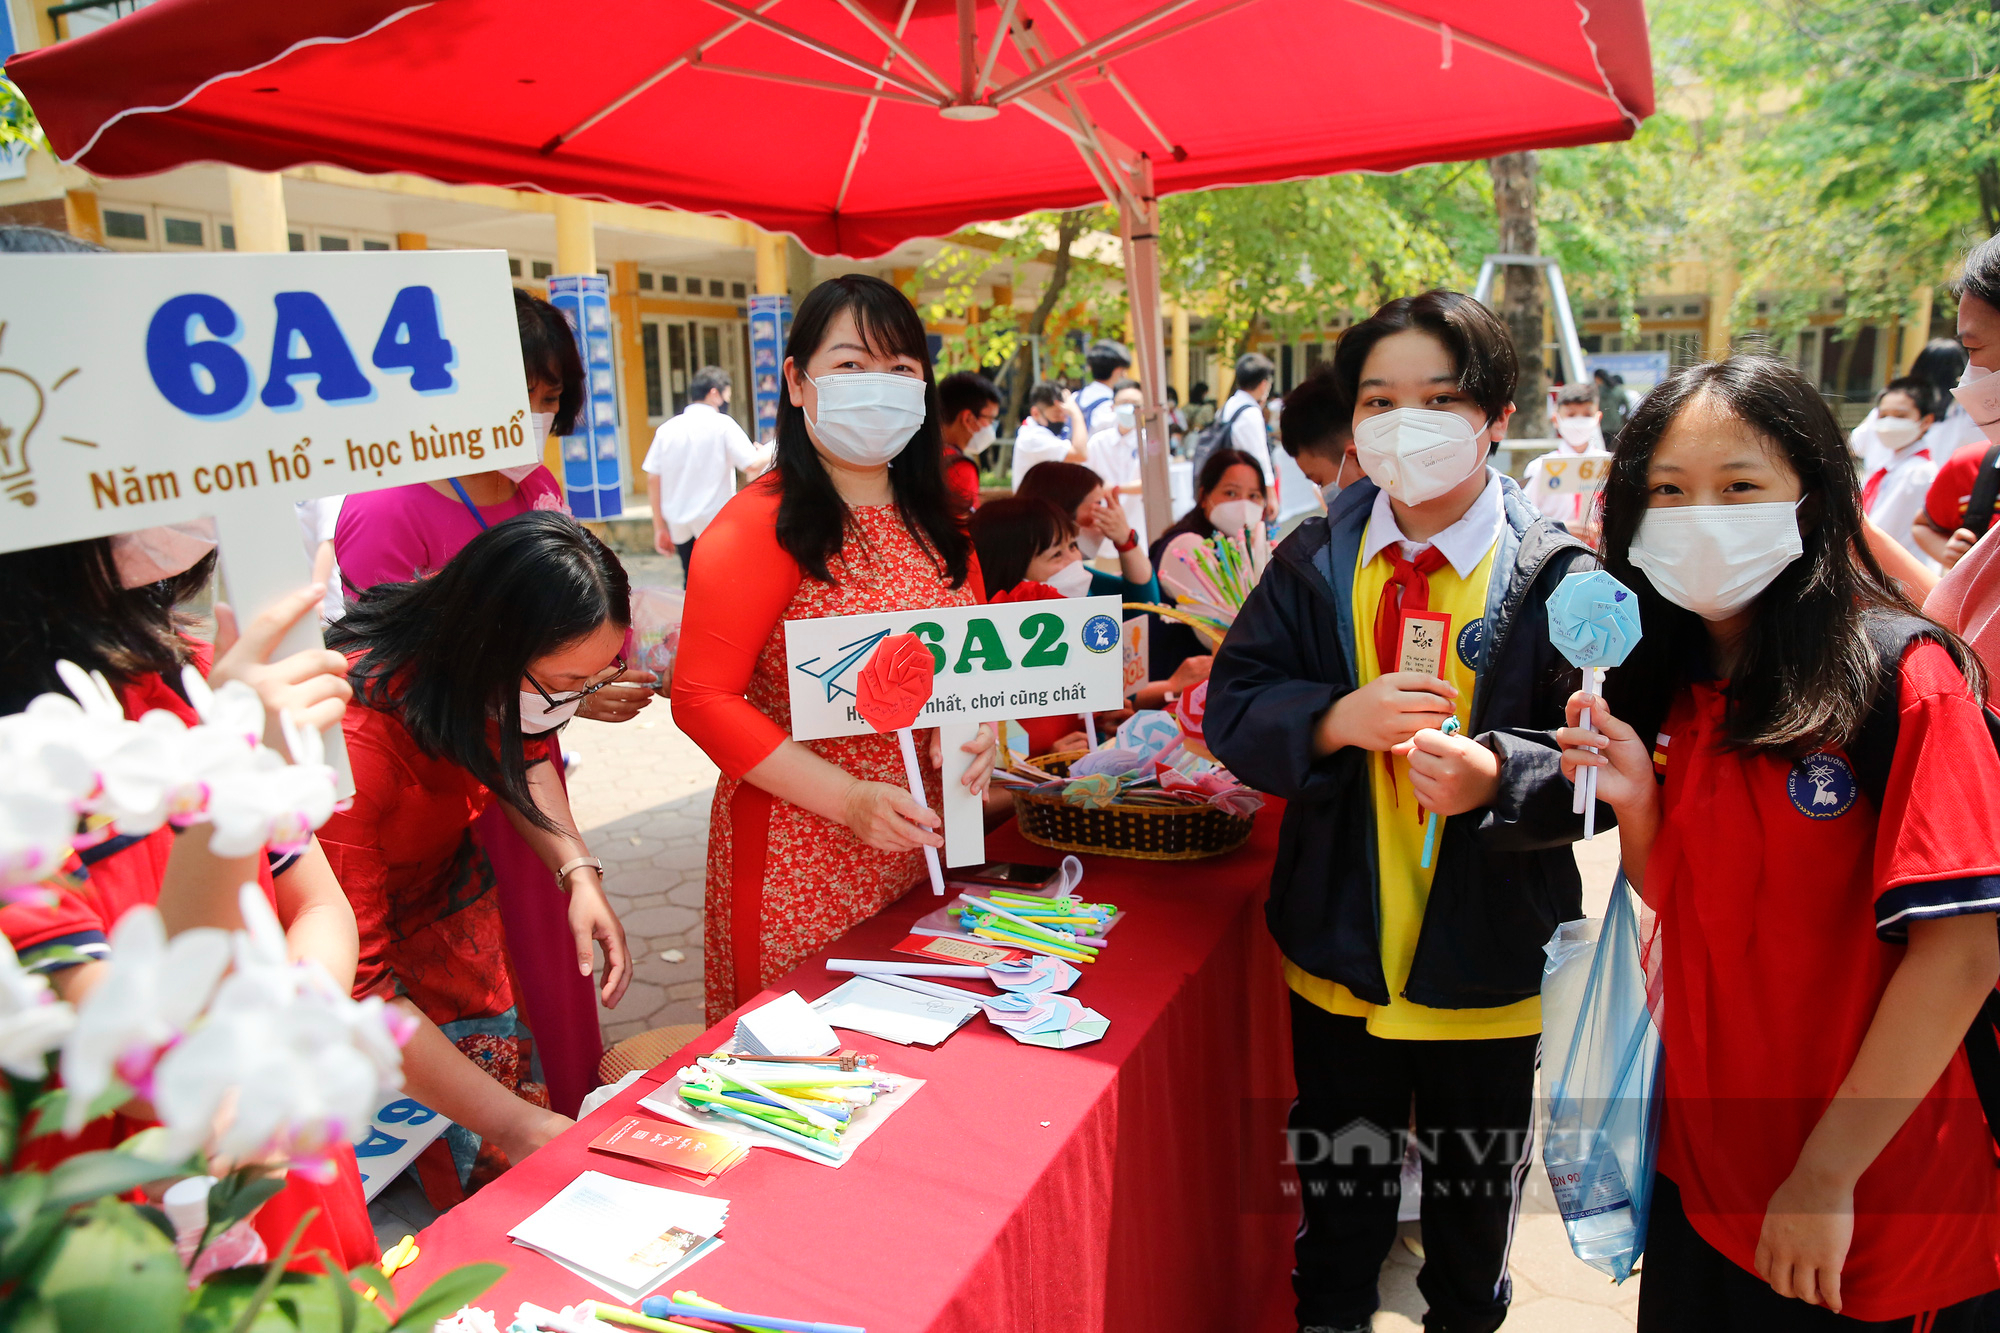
675, 537, 695, 580
1288, 994, 1539, 1333
1638, 1174, 2000, 1332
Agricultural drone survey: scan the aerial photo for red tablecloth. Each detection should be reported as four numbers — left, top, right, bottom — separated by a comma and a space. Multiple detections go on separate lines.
395, 810, 1301, 1331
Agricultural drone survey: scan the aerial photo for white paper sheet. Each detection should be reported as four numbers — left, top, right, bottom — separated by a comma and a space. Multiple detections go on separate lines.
733, 989, 841, 1057
507, 1171, 727, 1299
810, 975, 981, 1046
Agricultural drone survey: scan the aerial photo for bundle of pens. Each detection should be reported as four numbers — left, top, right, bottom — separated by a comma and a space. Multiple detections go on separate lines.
947, 890, 1116, 963
1129, 528, 1271, 648
675, 1056, 892, 1161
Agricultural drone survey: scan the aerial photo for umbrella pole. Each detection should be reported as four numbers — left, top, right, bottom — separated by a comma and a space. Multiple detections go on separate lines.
1119, 154, 1173, 542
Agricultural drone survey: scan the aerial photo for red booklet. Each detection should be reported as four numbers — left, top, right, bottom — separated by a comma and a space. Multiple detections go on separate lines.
588, 1115, 748, 1181
891, 931, 1030, 966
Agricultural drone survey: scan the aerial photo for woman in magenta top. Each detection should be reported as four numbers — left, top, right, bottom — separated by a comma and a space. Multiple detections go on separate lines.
334, 288, 650, 1115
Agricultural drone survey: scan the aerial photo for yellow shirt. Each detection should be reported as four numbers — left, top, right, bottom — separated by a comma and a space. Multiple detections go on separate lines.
1284, 517, 1542, 1040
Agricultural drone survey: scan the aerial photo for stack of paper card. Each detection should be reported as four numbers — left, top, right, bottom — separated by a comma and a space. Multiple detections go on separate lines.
507, 1171, 727, 1304
589, 1115, 748, 1182
984, 992, 1110, 1049
733, 990, 841, 1057
811, 974, 981, 1046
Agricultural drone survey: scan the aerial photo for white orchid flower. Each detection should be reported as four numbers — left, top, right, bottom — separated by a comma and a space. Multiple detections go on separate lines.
0, 934, 75, 1080
0, 783, 80, 890
53, 659, 126, 724
180, 668, 266, 749
205, 751, 336, 857
60, 907, 229, 1134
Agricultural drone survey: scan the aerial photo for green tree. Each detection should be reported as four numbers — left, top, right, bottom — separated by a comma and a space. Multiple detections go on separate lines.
0, 76, 45, 155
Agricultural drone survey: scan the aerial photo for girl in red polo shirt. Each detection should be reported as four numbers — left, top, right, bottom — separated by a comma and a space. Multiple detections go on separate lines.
1561, 354, 2000, 1328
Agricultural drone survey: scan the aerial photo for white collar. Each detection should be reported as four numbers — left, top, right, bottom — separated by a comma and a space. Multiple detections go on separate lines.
685, 401, 719, 415
1360, 469, 1504, 581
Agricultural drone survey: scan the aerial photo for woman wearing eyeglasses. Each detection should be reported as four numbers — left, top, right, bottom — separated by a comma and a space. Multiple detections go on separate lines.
319, 511, 633, 1203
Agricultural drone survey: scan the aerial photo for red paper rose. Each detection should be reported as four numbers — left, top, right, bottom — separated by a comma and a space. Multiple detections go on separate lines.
855, 633, 936, 732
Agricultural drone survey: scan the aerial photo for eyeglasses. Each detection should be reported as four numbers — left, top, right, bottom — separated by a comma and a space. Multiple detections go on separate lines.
525, 655, 625, 709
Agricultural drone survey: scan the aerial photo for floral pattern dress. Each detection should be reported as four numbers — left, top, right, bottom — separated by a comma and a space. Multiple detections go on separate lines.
675, 484, 978, 1025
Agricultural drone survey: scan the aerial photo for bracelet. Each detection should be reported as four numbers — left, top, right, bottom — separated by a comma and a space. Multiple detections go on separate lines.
554, 855, 602, 892
1113, 530, 1139, 553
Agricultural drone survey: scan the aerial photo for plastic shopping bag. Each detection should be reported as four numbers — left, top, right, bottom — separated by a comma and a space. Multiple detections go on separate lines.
1540, 870, 1661, 1282
629, 586, 684, 688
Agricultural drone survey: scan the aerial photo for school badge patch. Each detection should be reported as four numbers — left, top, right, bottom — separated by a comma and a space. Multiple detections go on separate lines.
1787, 753, 1858, 819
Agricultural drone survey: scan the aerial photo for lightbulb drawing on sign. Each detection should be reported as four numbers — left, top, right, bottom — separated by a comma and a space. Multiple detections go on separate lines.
0, 323, 90, 510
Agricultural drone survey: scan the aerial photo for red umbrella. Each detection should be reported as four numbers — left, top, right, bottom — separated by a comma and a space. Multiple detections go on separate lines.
9, 0, 1652, 525
9, 0, 1650, 260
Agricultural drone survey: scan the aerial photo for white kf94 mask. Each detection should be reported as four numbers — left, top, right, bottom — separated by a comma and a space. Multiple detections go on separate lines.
1627, 501, 1804, 621
1354, 408, 1489, 504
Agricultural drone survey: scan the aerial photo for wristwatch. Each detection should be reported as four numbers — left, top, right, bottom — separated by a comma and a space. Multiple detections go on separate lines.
1113, 530, 1139, 553
554, 855, 602, 892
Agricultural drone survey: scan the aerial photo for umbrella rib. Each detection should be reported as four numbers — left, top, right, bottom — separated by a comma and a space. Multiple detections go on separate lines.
1038, 0, 1177, 152
541, 0, 785, 153
828, 0, 954, 97
691, 59, 938, 108
995, 0, 1262, 108
835, 0, 920, 213
697, 0, 944, 105
1011, 22, 1131, 204
973, 0, 1019, 99
1339, 0, 1619, 102
988, 0, 1203, 105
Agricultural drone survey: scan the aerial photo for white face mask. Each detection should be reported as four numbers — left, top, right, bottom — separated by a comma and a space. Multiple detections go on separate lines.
1354, 408, 1490, 505
499, 462, 542, 482
1076, 529, 1108, 559
1209, 498, 1262, 537
968, 422, 997, 455
111, 518, 218, 589
1873, 416, 1924, 451
529, 411, 555, 446
1627, 501, 1804, 622
1953, 363, 2000, 446
519, 690, 582, 734
1046, 559, 1095, 598
1114, 402, 1137, 433
1554, 415, 1604, 451
805, 371, 928, 466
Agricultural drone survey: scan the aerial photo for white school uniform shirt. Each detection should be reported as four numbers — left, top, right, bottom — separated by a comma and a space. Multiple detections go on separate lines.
641, 401, 761, 544
1361, 468, 1505, 576
1220, 388, 1275, 488
1077, 380, 1116, 437
1863, 434, 1943, 573
294, 495, 345, 621
1011, 416, 1072, 491
1084, 422, 1147, 548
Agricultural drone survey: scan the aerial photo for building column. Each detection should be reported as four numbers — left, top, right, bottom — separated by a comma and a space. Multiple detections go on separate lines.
611, 260, 651, 486
1901, 282, 1935, 374
226, 168, 288, 253
553, 196, 596, 275
395, 232, 427, 251
1171, 306, 1190, 406
754, 230, 788, 296
62, 189, 103, 244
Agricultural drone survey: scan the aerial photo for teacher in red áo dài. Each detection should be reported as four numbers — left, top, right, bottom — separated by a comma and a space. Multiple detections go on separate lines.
672, 275, 998, 1025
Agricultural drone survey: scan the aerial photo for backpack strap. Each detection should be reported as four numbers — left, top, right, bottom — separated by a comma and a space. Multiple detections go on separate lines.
1963, 442, 2000, 537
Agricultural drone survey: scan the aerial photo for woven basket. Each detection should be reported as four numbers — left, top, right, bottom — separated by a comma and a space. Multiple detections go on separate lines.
1010, 752, 1254, 861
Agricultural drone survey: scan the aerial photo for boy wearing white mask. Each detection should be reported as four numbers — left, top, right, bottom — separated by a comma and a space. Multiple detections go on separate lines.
1207, 290, 1597, 1333
936, 371, 1002, 513
1083, 381, 1149, 546
1859, 377, 1941, 574
1523, 381, 1613, 545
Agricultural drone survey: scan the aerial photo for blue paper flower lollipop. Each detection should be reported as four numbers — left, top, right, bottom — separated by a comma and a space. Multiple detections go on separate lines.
1545, 571, 1644, 839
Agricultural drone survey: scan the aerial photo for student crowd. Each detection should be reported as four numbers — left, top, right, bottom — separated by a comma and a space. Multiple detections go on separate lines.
10, 217, 2000, 1333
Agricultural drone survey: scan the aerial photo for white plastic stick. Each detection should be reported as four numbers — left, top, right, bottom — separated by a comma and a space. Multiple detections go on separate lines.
826, 958, 986, 979
1582, 667, 1604, 840
1083, 711, 1099, 750
897, 727, 946, 895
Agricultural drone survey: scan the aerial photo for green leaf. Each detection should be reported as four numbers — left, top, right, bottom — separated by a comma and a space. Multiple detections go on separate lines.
43, 1147, 185, 1209
385, 1263, 504, 1332
185, 1270, 320, 1333
225, 1209, 315, 1333
26, 1078, 132, 1142
0, 1291, 59, 1333
0, 1171, 58, 1283
347, 1265, 393, 1309
200, 1167, 287, 1255
26, 1197, 188, 1331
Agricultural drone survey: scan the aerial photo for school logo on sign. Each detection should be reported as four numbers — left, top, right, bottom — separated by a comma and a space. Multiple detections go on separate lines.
1081, 614, 1119, 654
1456, 617, 1486, 671
1787, 753, 1858, 819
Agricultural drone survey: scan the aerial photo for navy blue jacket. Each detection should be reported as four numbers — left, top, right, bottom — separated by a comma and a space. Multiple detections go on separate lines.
1206, 474, 1598, 1010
